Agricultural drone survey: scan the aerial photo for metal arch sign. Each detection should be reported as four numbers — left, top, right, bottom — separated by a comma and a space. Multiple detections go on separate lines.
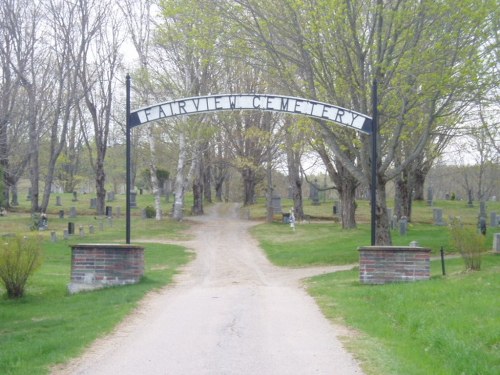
125, 75, 376, 245
129, 94, 373, 135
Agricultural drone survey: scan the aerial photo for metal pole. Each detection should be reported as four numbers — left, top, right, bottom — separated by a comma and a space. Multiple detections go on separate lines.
370, 79, 378, 246
440, 246, 446, 276
126, 74, 131, 244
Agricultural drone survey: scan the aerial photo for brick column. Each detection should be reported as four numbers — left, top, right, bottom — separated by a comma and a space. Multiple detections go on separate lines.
358, 246, 431, 284
69, 244, 144, 293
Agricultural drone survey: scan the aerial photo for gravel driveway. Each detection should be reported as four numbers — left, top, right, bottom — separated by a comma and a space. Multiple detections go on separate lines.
53, 203, 364, 375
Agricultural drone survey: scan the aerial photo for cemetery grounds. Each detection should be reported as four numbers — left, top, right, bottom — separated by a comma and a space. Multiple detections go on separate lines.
0, 193, 499, 374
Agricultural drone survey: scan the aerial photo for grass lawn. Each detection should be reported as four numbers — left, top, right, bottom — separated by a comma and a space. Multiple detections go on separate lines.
306, 256, 500, 375
0, 215, 192, 375
250, 220, 494, 267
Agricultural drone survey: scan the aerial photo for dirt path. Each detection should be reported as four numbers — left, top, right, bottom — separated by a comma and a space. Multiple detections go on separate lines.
53, 203, 364, 375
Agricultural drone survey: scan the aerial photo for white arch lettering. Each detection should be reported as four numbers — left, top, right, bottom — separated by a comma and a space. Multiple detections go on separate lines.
129, 94, 372, 134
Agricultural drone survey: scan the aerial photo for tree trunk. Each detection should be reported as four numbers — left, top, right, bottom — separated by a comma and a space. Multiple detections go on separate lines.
413, 168, 426, 201
285, 128, 304, 221
394, 169, 412, 221
375, 176, 392, 245
95, 159, 106, 216
203, 147, 212, 204
173, 132, 187, 221
148, 126, 162, 220
191, 150, 204, 215
338, 170, 358, 229
242, 167, 256, 206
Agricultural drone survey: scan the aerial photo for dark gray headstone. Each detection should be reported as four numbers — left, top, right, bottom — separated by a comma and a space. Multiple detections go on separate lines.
130, 191, 137, 208
491, 212, 497, 227
493, 233, 500, 252
310, 183, 320, 206
399, 216, 408, 236
271, 194, 282, 214
433, 208, 446, 226
69, 206, 76, 218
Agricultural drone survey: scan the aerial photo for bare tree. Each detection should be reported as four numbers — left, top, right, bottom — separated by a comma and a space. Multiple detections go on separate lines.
73, 0, 124, 215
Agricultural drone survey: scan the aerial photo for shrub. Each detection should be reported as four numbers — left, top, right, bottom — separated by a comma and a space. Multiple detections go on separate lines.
0, 235, 43, 298
448, 218, 485, 271
144, 205, 156, 219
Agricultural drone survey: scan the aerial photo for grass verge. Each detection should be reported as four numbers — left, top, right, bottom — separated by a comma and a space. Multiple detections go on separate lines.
0, 225, 192, 374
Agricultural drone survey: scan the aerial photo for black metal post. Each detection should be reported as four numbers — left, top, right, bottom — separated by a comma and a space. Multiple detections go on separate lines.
126, 74, 131, 244
440, 246, 446, 276
370, 79, 378, 246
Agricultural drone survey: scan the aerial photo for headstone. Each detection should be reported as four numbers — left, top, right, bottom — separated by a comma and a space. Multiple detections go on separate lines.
490, 212, 497, 227
63, 229, 69, 240
271, 194, 282, 214
59, 210, 64, 219
107, 191, 115, 202
391, 215, 398, 230
427, 187, 433, 206
79, 226, 84, 236
399, 216, 408, 236
72, 191, 78, 202
51, 231, 57, 242
105, 206, 112, 217
433, 208, 446, 226
68, 222, 75, 235
479, 216, 486, 235
90, 198, 97, 209
89, 225, 95, 234
39, 213, 48, 230
409, 240, 419, 247
115, 206, 121, 218
99, 220, 104, 231
69, 206, 76, 218
310, 182, 320, 205
333, 201, 341, 216
387, 208, 393, 224
107, 217, 113, 227
56, 196, 62, 206
130, 191, 137, 208
493, 233, 500, 253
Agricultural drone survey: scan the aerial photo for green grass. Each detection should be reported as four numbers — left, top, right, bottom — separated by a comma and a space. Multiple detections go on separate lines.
0, 217, 193, 375
250, 219, 494, 267
306, 256, 500, 375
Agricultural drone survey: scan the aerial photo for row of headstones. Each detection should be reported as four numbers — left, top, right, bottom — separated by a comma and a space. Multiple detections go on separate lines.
55, 206, 122, 219
49, 218, 114, 242
52, 192, 118, 207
